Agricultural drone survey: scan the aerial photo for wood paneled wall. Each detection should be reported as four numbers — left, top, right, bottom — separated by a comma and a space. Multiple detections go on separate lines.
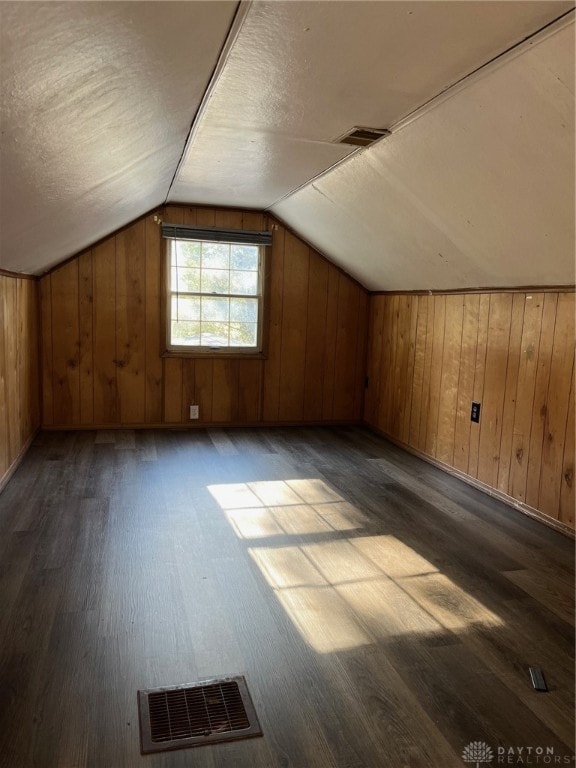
40, 206, 368, 429
365, 292, 575, 529
0, 274, 40, 489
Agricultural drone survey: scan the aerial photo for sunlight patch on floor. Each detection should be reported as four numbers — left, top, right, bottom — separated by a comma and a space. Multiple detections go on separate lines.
209, 480, 362, 539
208, 483, 262, 510
351, 535, 439, 578
251, 546, 327, 589
277, 585, 373, 653
283, 478, 344, 504
210, 479, 503, 653
301, 539, 383, 584
225, 507, 284, 539
248, 480, 304, 507
399, 571, 502, 631
335, 577, 445, 638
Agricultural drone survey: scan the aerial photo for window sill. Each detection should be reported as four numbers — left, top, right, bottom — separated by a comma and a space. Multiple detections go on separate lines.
161, 349, 267, 360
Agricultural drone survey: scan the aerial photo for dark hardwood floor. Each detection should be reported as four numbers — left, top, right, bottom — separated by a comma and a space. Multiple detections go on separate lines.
0, 426, 574, 768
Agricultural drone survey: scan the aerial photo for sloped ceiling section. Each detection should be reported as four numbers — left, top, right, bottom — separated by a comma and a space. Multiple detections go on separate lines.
0, 1, 238, 274
169, 0, 573, 211
273, 16, 575, 291
0, 0, 574, 287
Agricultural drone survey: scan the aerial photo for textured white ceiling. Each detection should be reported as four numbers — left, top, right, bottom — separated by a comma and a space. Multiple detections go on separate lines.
169, 0, 573, 210
0, 0, 573, 289
273, 18, 575, 290
0, 1, 237, 274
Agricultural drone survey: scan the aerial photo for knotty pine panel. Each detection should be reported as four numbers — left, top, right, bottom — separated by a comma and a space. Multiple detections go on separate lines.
40, 206, 367, 431
409, 295, 428, 449
452, 294, 479, 474
262, 225, 284, 421
212, 359, 239, 423
559, 364, 575, 526
144, 214, 163, 423
333, 275, 364, 421
303, 256, 329, 421
115, 221, 146, 424
78, 252, 94, 425
278, 231, 310, 421
436, 295, 463, 465
365, 295, 384, 426
525, 294, 559, 509
399, 295, 418, 445
194, 358, 214, 423
0, 274, 40, 489
16, 280, 38, 446
417, 295, 435, 452
238, 360, 262, 423
163, 358, 183, 424
496, 294, 525, 495
468, 294, 490, 478
476, 294, 512, 489
92, 239, 117, 424
321, 266, 340, 421
425, 295, 446, 458
50, 260, 80, 425
537, 293, 575, 517
378, 296, 396, 436
509, 293, 544, 503
40, 276, 54, 427
365, 292, 576, 529
4, 279, 20, 458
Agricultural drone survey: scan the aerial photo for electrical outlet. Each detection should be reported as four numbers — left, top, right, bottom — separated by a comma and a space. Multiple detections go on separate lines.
471, 402, 481, 423
189, 405, 199, 420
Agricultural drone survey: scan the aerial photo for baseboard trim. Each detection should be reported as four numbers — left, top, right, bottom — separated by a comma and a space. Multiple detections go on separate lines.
41, 419, 362, 431
0, 430, 39, 494
365, 424, 575, 539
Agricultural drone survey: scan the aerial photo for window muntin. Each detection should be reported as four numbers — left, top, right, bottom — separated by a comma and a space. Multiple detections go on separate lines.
167, 238, 264, 352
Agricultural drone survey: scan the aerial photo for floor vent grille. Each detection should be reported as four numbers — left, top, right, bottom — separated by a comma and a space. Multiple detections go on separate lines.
138, 676, 262, 754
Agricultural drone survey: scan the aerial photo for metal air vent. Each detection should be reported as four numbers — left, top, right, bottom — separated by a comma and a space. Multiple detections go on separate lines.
337, 127, 391, 147
138, 676, 262, 755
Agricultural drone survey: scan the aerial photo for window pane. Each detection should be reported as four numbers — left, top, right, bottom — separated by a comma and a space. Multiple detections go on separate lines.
171, 320, 200, 346
230, 270, 258, 295
201, 322, 229, 346
231, 245, 259, 271
230, 297, 258, 323
230, 322, 257, 347
172, 241, 201, 268
172, 295, 200, 321
202, 242, 229, 269
168, 237, 263, 352
172, 267, 200, 292
201, 269, 229, 294
201, 297, 229, 321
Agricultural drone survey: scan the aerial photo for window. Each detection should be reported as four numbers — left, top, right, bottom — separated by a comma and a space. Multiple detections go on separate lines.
162, 224, 271, 355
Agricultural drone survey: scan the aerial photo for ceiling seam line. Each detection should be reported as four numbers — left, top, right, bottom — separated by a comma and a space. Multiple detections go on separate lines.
163, 0, 251, 206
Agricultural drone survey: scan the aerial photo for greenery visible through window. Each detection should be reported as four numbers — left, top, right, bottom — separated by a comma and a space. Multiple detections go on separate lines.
167, 238, 264, 353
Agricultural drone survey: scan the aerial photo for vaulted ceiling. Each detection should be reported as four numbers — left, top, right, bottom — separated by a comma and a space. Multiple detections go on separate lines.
1, 1, 574, 288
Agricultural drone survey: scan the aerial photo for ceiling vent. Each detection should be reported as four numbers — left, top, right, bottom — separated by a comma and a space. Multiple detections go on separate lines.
337, 127, 391, 147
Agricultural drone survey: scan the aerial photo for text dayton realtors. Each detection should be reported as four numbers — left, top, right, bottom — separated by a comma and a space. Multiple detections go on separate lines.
495, 746, 575, 764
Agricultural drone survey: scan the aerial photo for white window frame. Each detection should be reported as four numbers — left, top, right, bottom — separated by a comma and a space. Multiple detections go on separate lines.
164, 235, 267, 357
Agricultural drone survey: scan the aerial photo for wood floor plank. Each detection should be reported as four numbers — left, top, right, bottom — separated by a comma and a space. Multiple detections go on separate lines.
0, 426, 573, 768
